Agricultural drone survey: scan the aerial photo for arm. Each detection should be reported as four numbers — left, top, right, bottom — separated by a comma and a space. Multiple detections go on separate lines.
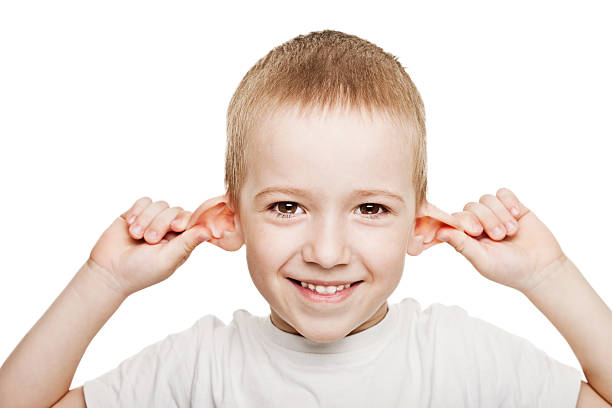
577, 381, 611, 407
429, 187, 611, 406
51, 387, 86, 408
523, 256, 612, 406
0, 196, 232, 408
0, 260, 126, 408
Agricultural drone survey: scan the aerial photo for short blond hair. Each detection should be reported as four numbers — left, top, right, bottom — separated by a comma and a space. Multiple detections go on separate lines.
225, 29, 427, 213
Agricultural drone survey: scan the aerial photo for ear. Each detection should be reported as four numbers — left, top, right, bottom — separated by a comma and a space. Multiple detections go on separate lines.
406, 199, 462, 256
185, 193, 244, 252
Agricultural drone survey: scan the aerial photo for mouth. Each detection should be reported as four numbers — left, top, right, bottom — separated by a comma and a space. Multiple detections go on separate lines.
287, 277, 364, 303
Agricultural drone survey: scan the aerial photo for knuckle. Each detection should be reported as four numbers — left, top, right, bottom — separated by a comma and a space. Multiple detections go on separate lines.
455, 239, 466, 254
155, 200, 169, 208
165, 207, 180, 218
463, 201, 477, 211
137, 196, 152, 205
466, 211, 479, 223
496, 187, 511, 196
479, 194, 495, 204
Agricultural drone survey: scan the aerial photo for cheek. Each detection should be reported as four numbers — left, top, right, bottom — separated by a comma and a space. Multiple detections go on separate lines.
247, 225, 294, 262
352, 227, 407, 282
245, 226, 293, 284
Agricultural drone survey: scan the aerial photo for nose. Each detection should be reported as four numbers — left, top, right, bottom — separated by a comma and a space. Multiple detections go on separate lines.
301, 216, 351, 269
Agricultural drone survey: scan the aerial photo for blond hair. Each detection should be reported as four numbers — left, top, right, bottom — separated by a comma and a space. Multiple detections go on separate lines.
225, 29, 427, 212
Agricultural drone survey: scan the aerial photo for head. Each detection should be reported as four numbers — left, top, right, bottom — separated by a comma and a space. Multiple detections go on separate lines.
192, 30, 459, 343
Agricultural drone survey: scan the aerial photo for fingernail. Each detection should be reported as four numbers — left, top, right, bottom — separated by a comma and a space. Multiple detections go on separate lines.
511, 207, 519, 216
131, 224, 142, 236
127, 215, 135, 224
493, 226, 505, 238
505, 222, 515, 233
210, 225, 221, 239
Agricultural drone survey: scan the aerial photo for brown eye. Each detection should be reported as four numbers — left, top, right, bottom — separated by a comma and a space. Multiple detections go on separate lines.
268, 202, 303, 219
359, 203, 381, 215
357, 203, 390, 219
277, 202, 298, 214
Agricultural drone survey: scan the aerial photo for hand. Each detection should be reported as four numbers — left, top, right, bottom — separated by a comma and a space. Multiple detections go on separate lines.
435, 188, 566, 293
87, 196, 229, 297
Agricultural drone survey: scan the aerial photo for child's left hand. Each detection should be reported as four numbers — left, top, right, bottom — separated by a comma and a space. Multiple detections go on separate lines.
435, 188, 567, 293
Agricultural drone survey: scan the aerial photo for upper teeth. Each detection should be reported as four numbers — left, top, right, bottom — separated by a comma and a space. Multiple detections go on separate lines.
300, 281, 352, 294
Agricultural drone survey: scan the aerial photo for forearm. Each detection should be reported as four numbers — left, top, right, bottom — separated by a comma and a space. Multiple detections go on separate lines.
522, 255, 612, 404
0, 259, 126, 408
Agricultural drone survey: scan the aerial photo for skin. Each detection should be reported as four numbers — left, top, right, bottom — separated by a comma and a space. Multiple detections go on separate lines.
236, 104, 420, 342
3, 103, 609, 406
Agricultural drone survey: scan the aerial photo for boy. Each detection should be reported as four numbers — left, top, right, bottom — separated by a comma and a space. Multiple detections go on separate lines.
1, 29, 611, 407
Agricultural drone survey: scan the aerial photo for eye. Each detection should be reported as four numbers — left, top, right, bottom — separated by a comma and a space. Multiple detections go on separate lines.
266, 202, 390, 220
267, 202, 305, 219
356, 203, 390, 219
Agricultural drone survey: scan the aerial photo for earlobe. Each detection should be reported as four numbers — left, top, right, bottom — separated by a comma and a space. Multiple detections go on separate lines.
186, 194, 245, 252
406, 200, 461, 256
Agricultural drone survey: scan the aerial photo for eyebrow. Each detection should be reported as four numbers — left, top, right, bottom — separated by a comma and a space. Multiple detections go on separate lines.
254, 186, 405, 204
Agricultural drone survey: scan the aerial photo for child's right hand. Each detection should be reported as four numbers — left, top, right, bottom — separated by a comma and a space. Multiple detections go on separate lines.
87, 196, 228, 298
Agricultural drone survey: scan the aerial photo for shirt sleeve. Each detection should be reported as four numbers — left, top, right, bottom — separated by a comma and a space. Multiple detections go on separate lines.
82, 314, 224, 408
430, 303, 583, 408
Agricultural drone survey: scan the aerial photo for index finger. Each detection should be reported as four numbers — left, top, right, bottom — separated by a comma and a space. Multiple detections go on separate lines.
121, 196, 153, 223
495, 188, 529, 220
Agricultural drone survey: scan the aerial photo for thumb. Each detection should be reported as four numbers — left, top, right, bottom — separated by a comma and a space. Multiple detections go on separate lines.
162, 226, 213, 268
436, 227, 486, 265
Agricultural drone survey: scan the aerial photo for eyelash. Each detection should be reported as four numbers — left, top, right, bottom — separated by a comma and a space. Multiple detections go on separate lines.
266, 201, 391, 220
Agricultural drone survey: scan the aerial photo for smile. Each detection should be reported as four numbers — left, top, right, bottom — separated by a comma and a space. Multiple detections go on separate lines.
287, 278, 363, 303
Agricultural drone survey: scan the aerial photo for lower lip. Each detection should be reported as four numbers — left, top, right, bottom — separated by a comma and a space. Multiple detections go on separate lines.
288, 279, 363, 304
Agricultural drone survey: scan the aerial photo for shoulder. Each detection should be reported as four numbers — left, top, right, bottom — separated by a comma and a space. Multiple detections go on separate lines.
394, 297, 524, 362
191, 309, 262, 349
393, 298, 583, 406
395, 297, 473, 333
397, 297, 512, 336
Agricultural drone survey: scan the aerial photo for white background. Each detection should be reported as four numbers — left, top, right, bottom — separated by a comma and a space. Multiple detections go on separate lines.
1, 0, 610, 390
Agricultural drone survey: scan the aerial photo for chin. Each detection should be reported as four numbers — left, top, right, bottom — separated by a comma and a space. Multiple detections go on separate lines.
297, 323, 353, 344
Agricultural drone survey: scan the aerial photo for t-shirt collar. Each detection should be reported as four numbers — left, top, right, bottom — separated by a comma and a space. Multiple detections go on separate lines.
256, 302, 398, 354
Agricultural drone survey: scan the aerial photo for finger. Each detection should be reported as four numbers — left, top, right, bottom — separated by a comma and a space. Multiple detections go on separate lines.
160, 225, 212, 271
143, 206, 183, 244
122, 196, 152, 223
451, 211, 483, 236
436, 227, 487, 265
159, 230, 179, 242
128, 200, 170, 239
496, 187, 530, 220
170, 210, 192, 232
479, 194, 518, 236
463, 201, 507, 241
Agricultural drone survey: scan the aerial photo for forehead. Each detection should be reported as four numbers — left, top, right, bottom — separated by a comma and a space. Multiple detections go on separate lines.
245, 104, 414, 202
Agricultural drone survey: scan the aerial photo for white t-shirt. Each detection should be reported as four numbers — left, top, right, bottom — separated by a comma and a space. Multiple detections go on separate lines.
83, 297, 582, 407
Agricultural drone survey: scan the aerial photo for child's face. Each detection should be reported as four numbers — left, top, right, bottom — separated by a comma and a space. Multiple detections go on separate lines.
237, 104, 418, 343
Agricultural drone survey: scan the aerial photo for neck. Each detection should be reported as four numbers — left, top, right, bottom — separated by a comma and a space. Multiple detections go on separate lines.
269, 301, 390, 337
